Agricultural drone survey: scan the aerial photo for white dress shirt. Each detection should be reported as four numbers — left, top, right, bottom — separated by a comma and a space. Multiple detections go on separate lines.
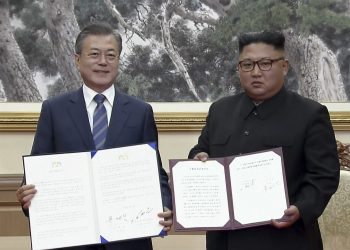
83, 84, 115, 132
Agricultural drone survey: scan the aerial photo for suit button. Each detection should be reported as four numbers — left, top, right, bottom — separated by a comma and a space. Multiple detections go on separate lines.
244, 131, 249, 136
253, 111, 258, 116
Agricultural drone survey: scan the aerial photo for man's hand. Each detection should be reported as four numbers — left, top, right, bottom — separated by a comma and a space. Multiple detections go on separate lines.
158, 208, 173, 232
16, 184, 37, 210
271, 205, 300, 229
193, 152, 209, 162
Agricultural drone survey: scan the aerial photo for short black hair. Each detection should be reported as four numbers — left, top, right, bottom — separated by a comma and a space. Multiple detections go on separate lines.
75, 22, 122, 55
238, 30, 285, 53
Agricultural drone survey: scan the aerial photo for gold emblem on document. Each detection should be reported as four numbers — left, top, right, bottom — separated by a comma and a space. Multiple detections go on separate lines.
52, 161, 62, 168
118, 154, 129, 161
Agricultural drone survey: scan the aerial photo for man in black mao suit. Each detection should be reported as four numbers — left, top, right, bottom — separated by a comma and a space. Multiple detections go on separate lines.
16, 22, 172, 250
189, 30, 339, 250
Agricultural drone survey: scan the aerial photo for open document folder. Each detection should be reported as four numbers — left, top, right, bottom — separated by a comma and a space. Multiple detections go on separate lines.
170, 147, 289, 231
23, 142, 165, 250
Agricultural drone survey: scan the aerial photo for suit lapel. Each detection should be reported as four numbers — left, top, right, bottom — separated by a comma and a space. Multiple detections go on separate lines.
68, 88, 95, 149
105, 91, 130, 148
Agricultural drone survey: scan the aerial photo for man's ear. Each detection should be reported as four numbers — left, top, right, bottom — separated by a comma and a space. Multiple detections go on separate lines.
74, 54, 80, 69
282, 59, 289, 76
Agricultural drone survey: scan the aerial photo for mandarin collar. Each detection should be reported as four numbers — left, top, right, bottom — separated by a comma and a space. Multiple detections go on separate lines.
239, 87, 287, 120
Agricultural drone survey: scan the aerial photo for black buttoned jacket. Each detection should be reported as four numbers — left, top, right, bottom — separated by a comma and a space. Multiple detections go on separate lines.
189, 87, 339, 250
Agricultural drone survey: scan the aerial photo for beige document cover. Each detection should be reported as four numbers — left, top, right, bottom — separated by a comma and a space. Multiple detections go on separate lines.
170, 147, 289, 231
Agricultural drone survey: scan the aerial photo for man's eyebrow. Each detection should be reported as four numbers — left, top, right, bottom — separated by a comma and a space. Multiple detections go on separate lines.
240, 57, 272, 61
89, 48, 117, 52
106, 48, 117, 52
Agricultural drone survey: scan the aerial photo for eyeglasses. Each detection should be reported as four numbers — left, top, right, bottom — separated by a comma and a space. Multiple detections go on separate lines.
86, 51, 119, 63
238, 57, 285, 72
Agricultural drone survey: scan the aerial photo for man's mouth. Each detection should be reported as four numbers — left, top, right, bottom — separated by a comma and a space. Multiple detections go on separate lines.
251, 81, 263, 86
94, 70, 109, 74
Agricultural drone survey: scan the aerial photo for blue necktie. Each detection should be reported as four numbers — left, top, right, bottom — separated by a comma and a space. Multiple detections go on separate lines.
93, 94, 108, 150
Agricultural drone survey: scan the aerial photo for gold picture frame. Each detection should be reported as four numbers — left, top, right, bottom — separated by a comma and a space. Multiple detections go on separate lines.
0, 102, 349, 132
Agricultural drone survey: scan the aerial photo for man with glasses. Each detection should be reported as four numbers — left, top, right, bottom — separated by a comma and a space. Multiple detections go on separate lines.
16, 22, 172, 250
189, 30, 339, 250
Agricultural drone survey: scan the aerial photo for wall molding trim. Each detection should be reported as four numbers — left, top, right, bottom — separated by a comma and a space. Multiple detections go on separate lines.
0, 174, 29, 236
1, 111, 350, 132
0, 174, 22, 206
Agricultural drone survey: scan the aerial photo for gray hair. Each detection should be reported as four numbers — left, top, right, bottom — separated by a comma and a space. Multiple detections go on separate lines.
75, 22, 122, 55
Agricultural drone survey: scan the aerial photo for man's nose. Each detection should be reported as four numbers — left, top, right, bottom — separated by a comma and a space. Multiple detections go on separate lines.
251, 63, 262, 76
98, 54, 107, 64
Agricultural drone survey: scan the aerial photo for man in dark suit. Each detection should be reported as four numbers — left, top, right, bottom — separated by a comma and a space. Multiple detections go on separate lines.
189, 30, 339, 250
16, 22, 172, 250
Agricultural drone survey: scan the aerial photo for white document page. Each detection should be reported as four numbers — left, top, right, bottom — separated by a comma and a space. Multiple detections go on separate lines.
229, 151, 287, 224
24, 152, 98, 250
172, 160, 230, 228
91, 144, 164, 242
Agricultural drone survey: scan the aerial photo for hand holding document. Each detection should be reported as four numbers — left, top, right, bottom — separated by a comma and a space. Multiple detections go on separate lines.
23, 143, 164, 250
170, 147, 289, 231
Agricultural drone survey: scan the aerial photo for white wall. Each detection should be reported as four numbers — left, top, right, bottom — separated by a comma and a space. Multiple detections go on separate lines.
0, 132, 33, 175
0, 131, 201, 175
0, 130, 349, 175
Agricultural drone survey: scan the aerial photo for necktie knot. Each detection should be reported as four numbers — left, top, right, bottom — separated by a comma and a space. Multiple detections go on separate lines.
94, 94, 106, 104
